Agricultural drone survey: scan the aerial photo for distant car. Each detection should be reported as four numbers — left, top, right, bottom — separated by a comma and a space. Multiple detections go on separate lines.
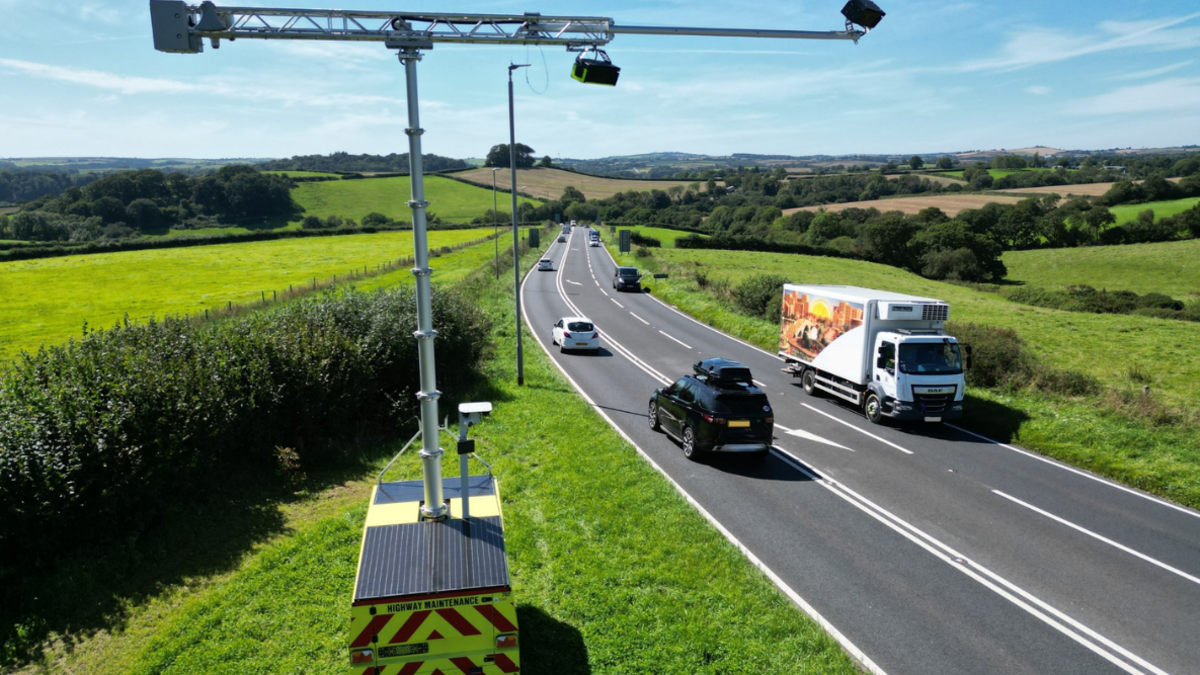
551, 316, 600, 353
589, 239, 600, 247
537, 258, 553, 271
557, 234, 567, 242
613, 266, 641, 292
648, 358, 773, 461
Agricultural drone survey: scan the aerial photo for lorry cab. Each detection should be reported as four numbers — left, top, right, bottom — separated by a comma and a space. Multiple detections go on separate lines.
871, 331, 965, 422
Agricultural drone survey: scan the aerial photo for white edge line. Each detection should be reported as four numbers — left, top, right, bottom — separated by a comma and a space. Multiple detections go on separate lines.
949, 424, 1200, 520
629, 311, 650, 325
802, 403, 914, 455
767, 446, 1164, 675
658, 330, 692, 350
526, 230, 888, 675
994, 490, 1200, 587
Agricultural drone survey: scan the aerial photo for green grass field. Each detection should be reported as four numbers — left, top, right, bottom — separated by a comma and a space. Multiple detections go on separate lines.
943, 168, 1053, 179
0, 229, 498, 362
13, 245, 859, 675
1108, 196, 1200, 225
264, 170, 342, 178
1003, 239, 1200, 297
618, 225, 707, 248
292, 175, 541, 224
621, 248, 1199, 406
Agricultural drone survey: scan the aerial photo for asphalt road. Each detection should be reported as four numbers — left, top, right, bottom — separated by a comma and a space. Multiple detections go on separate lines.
521, 227, 1200, 675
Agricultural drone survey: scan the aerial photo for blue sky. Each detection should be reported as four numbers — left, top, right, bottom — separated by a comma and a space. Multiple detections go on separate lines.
2, 0, 1199, 160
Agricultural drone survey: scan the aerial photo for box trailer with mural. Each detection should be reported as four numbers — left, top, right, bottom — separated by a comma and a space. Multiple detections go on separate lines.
778, 284, 969, 424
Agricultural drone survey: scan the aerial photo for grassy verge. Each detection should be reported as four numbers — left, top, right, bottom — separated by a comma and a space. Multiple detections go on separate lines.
0, 229, 497, 362
12, 243, 859, 675
617, 247, 1200, 510
615, 225, 708, 248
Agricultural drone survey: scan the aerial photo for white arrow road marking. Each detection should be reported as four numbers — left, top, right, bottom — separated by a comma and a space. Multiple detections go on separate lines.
785, 427, 854, 451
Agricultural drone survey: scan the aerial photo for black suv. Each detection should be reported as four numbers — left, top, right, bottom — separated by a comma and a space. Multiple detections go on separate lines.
613, 266, 641, 292
648, 358, 774, 460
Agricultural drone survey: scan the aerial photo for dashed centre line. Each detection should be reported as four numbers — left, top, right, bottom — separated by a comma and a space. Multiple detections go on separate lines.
611, 298, 624, 308
630, 312, 650, 325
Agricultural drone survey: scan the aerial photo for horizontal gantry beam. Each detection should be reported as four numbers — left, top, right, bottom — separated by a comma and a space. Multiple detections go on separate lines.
150, 1, 864, 53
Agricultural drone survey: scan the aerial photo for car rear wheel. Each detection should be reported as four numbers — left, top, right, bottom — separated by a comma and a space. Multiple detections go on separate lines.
864, 393, 884, 425
648, 401, 661, 431
801, 369, 817, 396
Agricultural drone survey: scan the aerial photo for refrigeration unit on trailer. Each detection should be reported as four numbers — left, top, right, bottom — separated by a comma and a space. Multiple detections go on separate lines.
778, 284, 969, 424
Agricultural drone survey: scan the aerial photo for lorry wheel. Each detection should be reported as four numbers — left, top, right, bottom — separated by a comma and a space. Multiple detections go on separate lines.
648, 401, 661, 431
682, 426, 703, 460
864, 393, 884, 425
801, 369, 817, 396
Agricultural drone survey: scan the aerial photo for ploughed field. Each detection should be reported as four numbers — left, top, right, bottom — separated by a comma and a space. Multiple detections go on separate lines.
452, 166, 702, 201
0, 229, 498, 362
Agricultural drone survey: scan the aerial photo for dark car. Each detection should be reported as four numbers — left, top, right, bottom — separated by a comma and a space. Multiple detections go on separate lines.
613, 266, 641, 292
648, 358, 774, 460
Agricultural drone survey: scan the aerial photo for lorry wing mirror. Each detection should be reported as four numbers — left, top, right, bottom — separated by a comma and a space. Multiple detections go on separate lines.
876, 357, 886, 368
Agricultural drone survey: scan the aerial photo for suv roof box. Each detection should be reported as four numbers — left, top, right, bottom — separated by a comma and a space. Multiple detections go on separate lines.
694, 358, 752, 385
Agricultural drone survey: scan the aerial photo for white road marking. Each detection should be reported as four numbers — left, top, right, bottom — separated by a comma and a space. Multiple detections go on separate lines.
786, 427, 853, 451
767, 446, 1168, 675
611, 298, 624, 308
566, 280, 582, 286
994, 490, 1200, 587
752, 379, 766, 388
658, 330, 692, 349
629, 312, 650, 325
951, 424, 1200, 521
801, 403, 914, 455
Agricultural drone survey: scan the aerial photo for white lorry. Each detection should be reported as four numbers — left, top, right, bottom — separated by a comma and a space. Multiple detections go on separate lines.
778, 284, 969, 424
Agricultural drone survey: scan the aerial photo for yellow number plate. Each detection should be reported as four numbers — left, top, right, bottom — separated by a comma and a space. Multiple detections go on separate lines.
728, 420, 750, 428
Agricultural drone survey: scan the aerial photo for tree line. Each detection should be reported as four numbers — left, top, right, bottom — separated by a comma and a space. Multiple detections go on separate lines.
0, 169, 101, 204
0, 166, 296, 243
258, 151, 468, 173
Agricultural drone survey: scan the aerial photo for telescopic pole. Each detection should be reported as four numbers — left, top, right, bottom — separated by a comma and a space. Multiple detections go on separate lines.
399, 46, 446, 521
509, 62, 529, 386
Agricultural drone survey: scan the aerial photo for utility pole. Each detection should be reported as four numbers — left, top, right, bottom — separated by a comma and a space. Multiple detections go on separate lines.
492, 166, 501, 279
509, 62, 530, 386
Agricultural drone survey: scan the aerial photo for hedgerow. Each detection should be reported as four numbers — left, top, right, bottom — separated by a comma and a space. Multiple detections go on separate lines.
0, 285, 486, 572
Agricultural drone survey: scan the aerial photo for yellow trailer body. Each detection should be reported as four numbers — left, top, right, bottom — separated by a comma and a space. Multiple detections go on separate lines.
348, 475, 519, 675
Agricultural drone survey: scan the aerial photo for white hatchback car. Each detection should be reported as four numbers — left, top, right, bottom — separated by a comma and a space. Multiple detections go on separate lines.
552, 316, 600, 353
537, 258, 553, 271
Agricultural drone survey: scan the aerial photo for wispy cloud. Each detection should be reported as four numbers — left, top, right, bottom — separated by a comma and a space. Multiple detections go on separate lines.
958, 12, 1200, 72
1111, 60, 1194, 81
1026, 85, 1051, 95
0, 57, 404, 107
1068, 77, 1200, 115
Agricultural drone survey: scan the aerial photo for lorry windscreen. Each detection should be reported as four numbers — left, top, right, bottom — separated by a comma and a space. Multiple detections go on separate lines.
898, 342, 963, 375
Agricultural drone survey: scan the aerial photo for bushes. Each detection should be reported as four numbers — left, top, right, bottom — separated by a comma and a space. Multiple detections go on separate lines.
0, 285, 486, 572
630, 232, 661, 247
1002, 285, 1194, 321
945, 322, 1030, 389
731, 274, 789, 320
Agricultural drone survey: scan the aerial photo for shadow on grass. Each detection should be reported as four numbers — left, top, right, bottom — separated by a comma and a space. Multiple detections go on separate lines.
947, 393, 1031, 444
0, 432, 399, 669
515, 605, 591, 675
